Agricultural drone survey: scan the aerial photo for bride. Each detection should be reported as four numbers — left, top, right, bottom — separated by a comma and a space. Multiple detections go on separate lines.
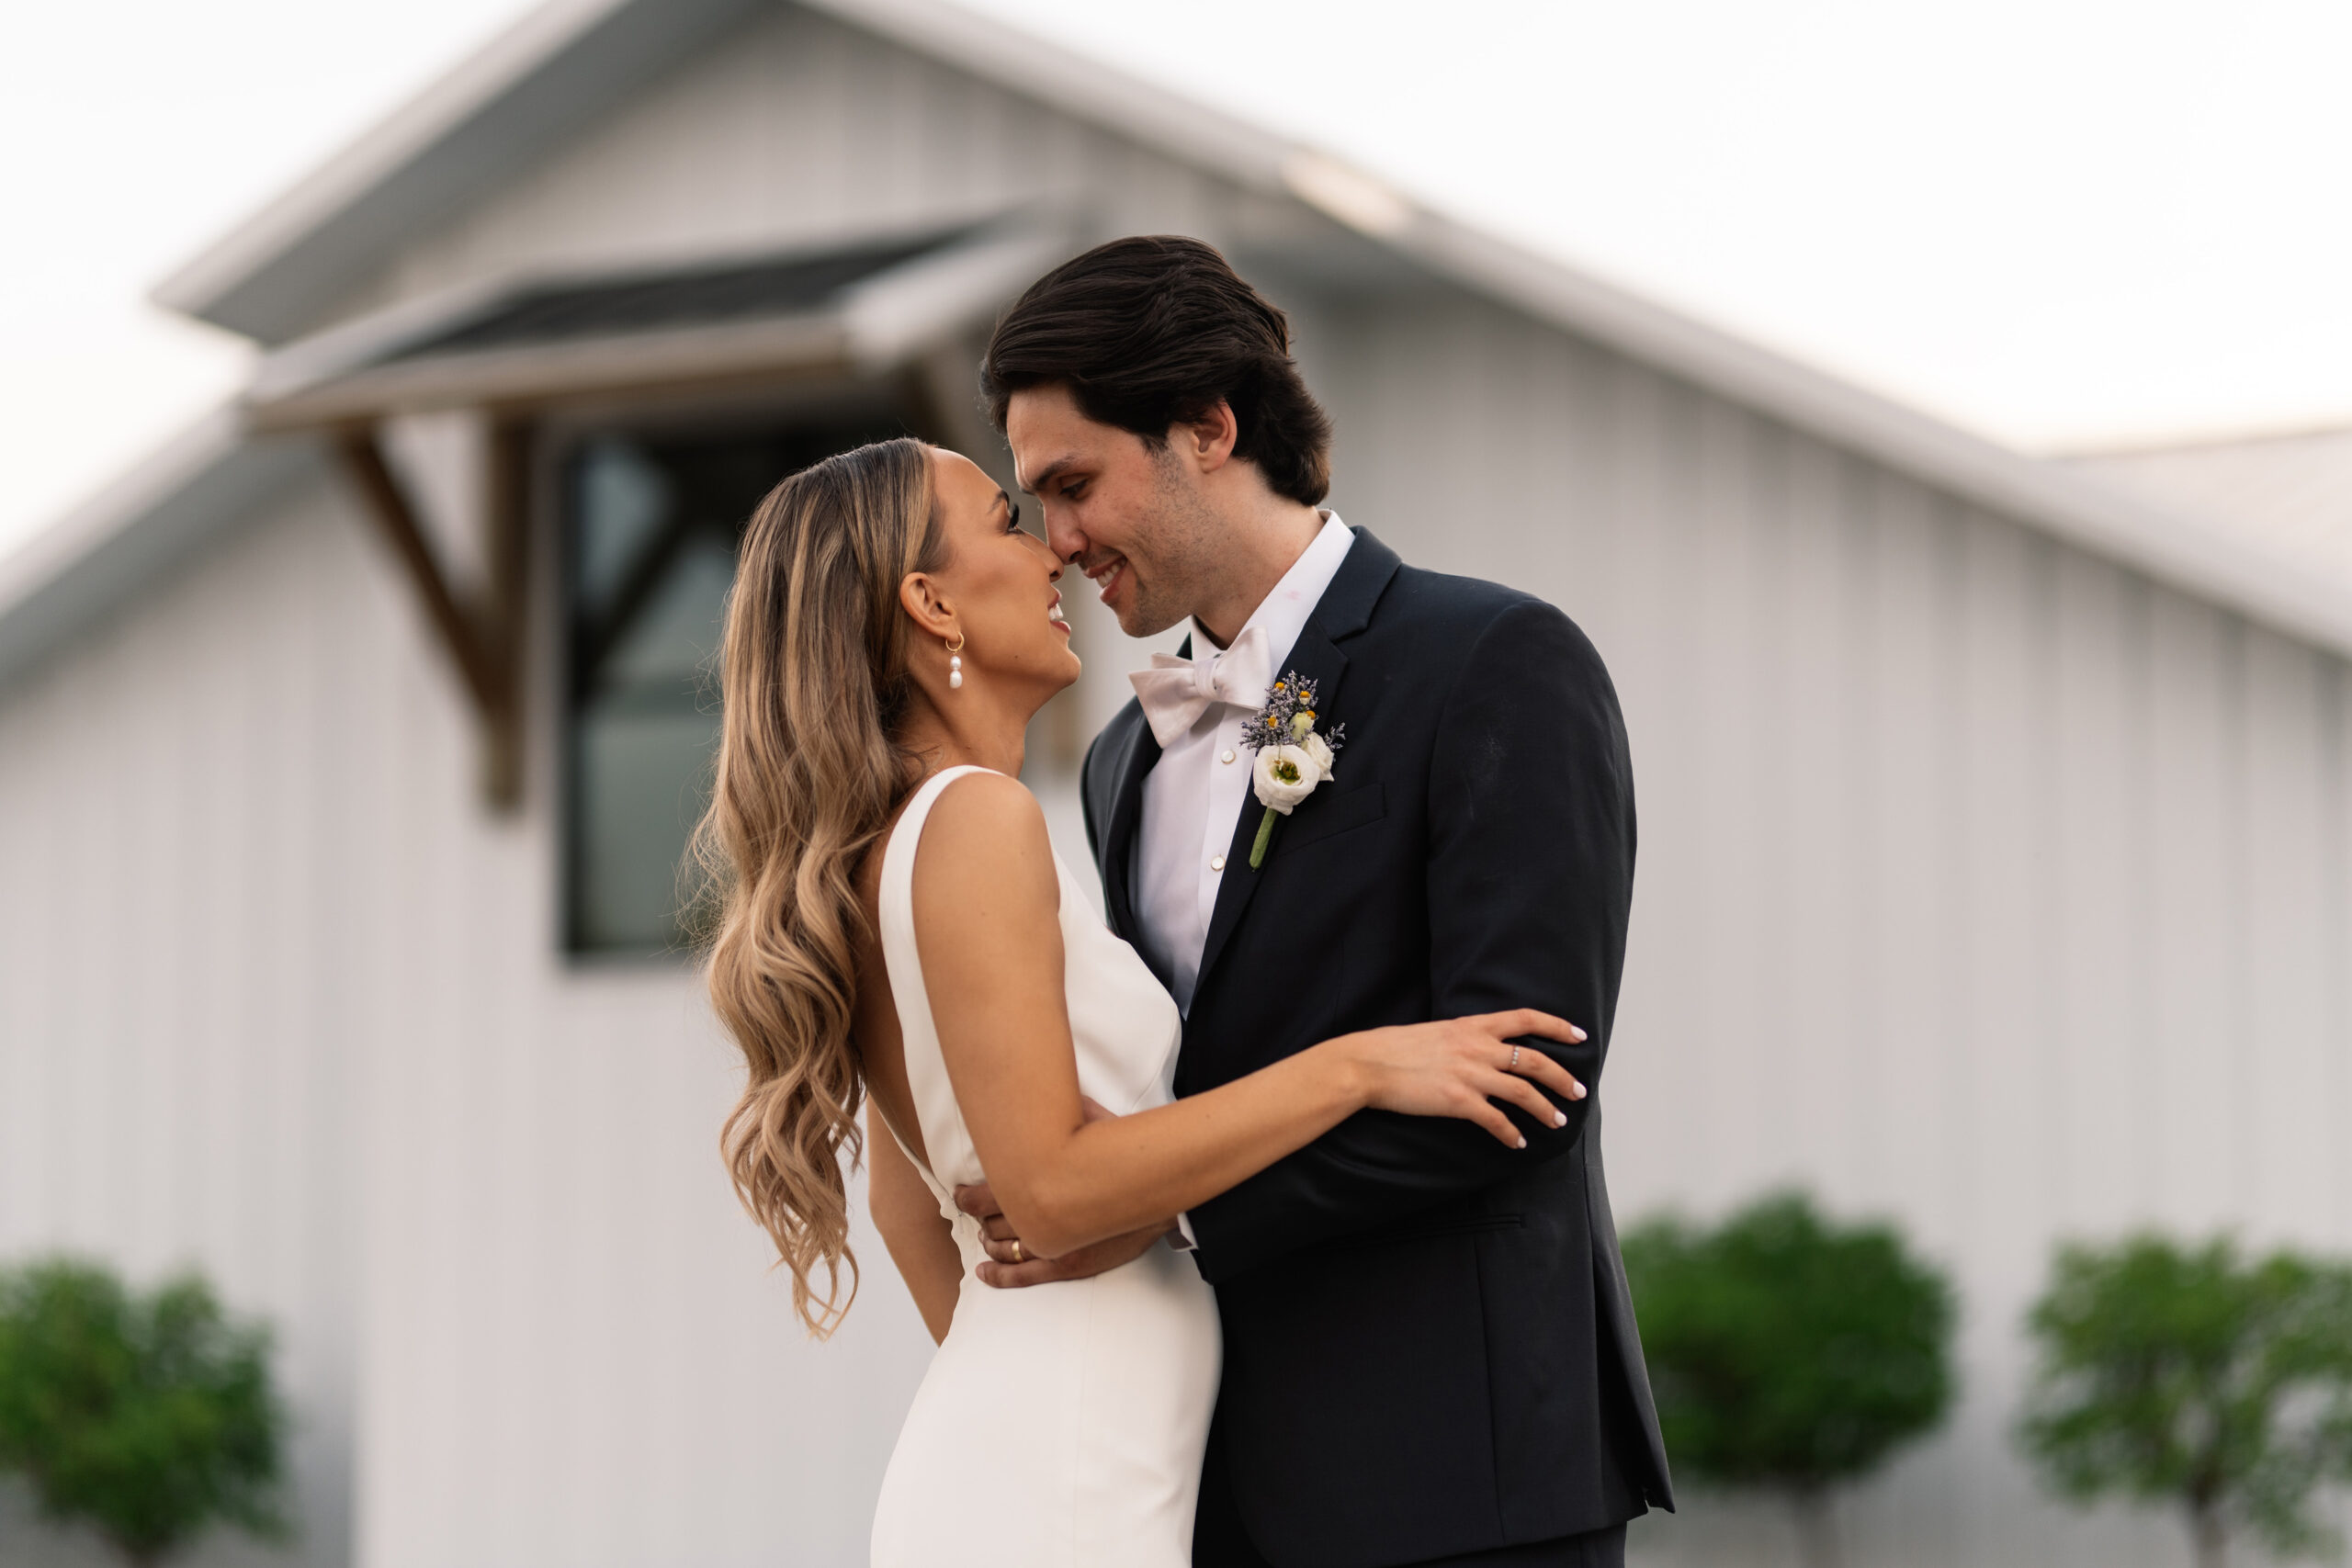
693, 436, 1585, 1566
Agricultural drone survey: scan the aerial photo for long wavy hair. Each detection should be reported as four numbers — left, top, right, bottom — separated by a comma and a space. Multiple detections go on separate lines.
692, 436, 944, 1336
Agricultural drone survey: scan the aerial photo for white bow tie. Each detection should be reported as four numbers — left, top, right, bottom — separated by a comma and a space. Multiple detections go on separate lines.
1129, 625, 1272, 748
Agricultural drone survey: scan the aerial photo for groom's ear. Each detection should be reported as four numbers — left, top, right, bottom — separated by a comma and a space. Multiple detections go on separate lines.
1169, 400, 1239, 474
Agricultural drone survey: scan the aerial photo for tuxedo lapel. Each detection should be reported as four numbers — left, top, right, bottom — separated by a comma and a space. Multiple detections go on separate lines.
1097, 634, 1185, 942
1189, 530, 1402, 1007
1099, 719, 1161, 943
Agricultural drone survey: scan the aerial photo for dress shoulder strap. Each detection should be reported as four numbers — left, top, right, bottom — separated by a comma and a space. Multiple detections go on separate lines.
875, 765, 997, 1190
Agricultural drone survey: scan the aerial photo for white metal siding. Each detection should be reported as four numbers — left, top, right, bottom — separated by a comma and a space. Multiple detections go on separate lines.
0, 489, 368, 1568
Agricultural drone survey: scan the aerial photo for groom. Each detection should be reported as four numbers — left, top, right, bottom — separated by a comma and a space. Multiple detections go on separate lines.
956, 235, 1673, 1568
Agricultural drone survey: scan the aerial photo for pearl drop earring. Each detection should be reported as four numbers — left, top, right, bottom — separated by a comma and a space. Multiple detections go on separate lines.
945, 631, 965, 690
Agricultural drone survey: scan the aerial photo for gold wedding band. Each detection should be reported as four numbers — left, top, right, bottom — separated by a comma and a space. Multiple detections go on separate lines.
1009, 1238, 1024, 1265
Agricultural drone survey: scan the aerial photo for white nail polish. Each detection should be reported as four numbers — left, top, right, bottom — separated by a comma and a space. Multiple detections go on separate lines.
1555, 1111, 1567, 1127
1517, 1134, 1528, 1149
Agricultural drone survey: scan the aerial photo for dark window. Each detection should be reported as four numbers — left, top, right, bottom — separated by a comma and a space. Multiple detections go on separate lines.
562, 410, 911, 957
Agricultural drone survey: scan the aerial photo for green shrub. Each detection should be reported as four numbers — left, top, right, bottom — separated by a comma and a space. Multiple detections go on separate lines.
1623, 1190, 1956, 1568
0, 1257, 288, 1568
2018, 1234, 2352, 1568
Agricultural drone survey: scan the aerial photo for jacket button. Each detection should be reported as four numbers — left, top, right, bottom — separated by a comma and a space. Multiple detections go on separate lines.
1220, 749, 1237, 764
1210, 854, 1227, 872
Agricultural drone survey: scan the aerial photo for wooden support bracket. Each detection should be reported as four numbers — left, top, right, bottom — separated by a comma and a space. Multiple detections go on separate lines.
334, 419, 533, 810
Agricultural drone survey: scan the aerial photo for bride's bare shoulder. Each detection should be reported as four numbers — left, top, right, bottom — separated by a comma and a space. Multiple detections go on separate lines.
914, 770, 1054, 883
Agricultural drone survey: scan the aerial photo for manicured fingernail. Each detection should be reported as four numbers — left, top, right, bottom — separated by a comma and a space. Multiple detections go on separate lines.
1554, 1110, 1568, 1126
1571, 1028, 1587, 1041
1516, 1134, 1529, 1149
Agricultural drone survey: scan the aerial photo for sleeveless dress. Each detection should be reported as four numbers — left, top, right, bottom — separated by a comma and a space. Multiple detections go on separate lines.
869, 766, 1222, 1568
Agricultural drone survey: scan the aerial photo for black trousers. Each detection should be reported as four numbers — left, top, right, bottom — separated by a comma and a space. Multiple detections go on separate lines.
1193, 1433, 1630, 1568
1394, 1524, 1624, 1567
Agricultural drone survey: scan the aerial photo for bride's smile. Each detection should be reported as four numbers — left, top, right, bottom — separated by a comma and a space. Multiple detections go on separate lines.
908, 447, 1083, 725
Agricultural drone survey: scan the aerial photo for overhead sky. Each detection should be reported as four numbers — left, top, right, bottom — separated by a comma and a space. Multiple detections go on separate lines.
5, 0, 2350, 561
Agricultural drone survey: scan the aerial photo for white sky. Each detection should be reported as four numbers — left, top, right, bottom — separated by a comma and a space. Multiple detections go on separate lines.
5, 0, 2351, 561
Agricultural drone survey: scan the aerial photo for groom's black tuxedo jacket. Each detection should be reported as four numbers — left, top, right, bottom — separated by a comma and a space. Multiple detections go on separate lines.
1083, 529, 1675, 1568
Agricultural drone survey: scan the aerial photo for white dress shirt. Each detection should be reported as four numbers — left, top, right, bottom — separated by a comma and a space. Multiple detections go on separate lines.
1132, 513, 1356, 1015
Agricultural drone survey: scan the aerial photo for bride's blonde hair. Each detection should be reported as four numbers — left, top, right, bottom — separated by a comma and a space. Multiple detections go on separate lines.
692, 436, 944, 1336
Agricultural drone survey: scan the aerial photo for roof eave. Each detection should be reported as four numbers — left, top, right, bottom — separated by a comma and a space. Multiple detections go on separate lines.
152, 0, 771, 344
0, 413, 324, 692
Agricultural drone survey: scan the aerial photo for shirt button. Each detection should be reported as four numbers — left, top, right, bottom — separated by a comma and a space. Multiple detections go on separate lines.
1210, 854, 1227, 872
1220, 749, 1237, 764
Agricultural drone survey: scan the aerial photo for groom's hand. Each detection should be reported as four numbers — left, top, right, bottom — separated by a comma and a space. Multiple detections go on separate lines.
956, 1180, 1174, 1288
954, 1094, 1172, 1287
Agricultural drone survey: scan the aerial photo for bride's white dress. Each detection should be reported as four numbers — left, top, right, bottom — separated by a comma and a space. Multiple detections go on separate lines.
869, 766, 1222, 1568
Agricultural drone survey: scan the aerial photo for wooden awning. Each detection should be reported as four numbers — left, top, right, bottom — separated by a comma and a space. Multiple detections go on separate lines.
243, 220, 1068, 432
259, 219, 1067, 810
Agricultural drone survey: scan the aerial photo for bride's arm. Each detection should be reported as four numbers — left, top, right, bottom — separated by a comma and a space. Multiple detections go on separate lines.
915, 773, 1584, 1262
866, 1104, 961, 1343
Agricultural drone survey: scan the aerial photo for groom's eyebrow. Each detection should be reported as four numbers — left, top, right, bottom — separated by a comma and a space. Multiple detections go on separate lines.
1018, 455, 1075, 497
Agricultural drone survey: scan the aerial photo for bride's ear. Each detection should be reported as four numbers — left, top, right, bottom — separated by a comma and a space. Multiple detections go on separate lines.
899, 571, 957, 641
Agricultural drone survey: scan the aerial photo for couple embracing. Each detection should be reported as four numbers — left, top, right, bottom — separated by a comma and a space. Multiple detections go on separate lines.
697, 236, 1675, 1567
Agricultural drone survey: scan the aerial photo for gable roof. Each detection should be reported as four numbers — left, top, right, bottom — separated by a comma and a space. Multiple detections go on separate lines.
6, 0, 2350, 696
152, 0, 774, 345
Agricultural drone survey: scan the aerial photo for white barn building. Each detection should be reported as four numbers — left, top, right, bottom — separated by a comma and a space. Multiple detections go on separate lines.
4, 2, 2349, 1565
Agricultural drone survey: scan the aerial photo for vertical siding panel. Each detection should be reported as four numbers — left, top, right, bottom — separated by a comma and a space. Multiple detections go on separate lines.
1608, 358, 1715, 1204
2050, 549, 2143, 1237
2146, 594, 2241, 1233
1950, 504, 2054, 1566
1683, 394, 1772, 1195
2242, 632, 2333, 1242
1777, 431, 1871, 1213
2327, 664, 2352, 1246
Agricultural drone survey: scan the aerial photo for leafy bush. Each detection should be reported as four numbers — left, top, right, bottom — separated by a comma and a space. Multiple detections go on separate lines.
2019, 1234, 2352, 1568
1623, 1190, 1956, 1568
0, 1258, 287, 1568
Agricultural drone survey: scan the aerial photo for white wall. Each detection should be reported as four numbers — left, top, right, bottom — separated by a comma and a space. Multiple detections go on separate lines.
0, 482, 368, 1568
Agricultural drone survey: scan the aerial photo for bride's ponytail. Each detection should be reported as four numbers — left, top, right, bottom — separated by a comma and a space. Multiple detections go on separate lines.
692, 437, 944, 1336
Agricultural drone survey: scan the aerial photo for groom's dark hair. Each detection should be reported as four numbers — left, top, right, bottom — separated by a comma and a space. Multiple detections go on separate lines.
981, 235, 1333, 506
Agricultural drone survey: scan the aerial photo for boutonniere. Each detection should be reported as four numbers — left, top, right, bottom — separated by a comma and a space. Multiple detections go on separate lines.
1241, 671, 1347, 869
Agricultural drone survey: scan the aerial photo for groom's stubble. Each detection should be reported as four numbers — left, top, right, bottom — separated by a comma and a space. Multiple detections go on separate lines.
1114, 441, 1239, 643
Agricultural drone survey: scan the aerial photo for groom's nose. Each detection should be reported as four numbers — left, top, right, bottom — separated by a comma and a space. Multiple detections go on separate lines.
1043, 507, 1090, 566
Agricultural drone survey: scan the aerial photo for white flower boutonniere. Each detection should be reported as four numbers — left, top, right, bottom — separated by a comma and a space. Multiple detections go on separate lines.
1241, 671, 1346, 868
